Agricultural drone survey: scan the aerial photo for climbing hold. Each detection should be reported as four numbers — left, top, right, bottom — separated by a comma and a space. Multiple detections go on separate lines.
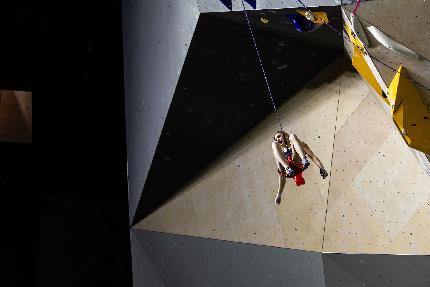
304, 11, 314, 21
260, 17, 269, 24
367, 26, 420, 59
296, 10, 329, 24
285, 13, 322, 33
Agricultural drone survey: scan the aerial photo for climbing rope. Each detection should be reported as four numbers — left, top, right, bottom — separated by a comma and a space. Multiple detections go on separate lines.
352, 0, 361, 16
321, 80, 341, 251
240, 0, 284, 132
239, 0, 430, 135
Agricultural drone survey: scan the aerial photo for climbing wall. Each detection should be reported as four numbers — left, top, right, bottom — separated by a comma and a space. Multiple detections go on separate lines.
134, 57, 353, 251
323, 84, 430, 255
325, 6, 430, 252
134, 55, 430, 254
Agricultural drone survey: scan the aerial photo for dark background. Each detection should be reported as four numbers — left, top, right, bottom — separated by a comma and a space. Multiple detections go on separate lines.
0, 1, 340, 286
1, 1, 425, 286
0, 1, 131, 286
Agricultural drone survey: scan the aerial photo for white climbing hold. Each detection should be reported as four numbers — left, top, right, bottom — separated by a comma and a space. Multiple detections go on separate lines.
304, 11, 314, 21
367, 26, 420, 59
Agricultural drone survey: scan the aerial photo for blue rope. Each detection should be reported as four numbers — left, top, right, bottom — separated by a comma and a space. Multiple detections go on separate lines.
240, 0, 284, 132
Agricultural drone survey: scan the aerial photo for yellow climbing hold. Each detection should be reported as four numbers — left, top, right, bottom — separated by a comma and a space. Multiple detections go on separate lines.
260, 18, 269, 24
296, 10, 329, 24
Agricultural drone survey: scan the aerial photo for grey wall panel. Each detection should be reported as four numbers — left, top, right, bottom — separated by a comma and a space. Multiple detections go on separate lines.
323, 255, 368, 287
121, 0, 199, 221
324, 253, 430, 287
133, 229, 326, 287
130, 230, 166, 287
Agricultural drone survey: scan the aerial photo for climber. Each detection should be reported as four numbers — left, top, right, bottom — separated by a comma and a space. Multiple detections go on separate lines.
272, 131, 328, 205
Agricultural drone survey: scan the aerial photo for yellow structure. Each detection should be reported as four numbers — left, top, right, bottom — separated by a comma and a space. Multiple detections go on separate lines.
296, 10, 329, 24
351, 46, 384, 99
345, 14, 383, 98
344, 22, 364, 50
388, 66, 430, 154
344, 12, 430, 155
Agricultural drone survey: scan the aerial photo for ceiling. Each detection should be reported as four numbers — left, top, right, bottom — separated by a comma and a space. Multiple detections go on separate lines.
133, 7, 344, 224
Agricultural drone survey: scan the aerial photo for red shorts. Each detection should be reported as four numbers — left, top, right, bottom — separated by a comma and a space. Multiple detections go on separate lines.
277, 155, 305, 186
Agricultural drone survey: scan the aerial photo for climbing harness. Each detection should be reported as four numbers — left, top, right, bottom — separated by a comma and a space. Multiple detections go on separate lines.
278, 155, 307, 186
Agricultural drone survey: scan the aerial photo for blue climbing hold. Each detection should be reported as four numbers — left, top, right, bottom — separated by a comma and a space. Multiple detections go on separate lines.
285, 13, 322, 33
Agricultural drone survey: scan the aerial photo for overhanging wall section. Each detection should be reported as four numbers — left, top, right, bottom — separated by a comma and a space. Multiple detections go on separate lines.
135, 54, 430, 254
135, 57, 355, 252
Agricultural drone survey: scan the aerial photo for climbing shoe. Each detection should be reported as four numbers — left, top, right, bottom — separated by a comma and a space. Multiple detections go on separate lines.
275, 192, 282, 205
320, 167, 328, 179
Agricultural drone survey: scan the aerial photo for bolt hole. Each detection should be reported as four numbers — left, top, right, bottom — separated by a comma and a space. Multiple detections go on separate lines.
411, 124, 417, 126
